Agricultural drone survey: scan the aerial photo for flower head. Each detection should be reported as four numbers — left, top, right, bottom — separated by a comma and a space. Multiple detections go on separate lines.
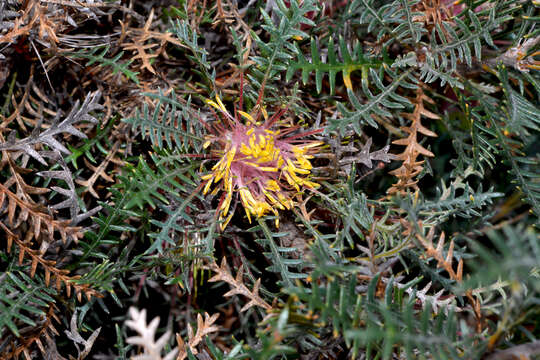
201, 95, 321, 229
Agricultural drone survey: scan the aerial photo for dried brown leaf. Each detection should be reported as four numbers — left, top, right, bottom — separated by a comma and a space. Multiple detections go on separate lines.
388, 87, 438, 195
206, 258, 272, 312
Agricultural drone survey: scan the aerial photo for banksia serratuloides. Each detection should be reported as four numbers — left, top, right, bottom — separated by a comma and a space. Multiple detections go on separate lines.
201, 87, 322, 229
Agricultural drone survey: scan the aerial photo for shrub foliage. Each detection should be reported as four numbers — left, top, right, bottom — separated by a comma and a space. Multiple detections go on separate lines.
0, 0, 538, 359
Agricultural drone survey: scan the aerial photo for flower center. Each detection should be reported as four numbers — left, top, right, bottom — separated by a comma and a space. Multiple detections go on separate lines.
237, 129, 281, 171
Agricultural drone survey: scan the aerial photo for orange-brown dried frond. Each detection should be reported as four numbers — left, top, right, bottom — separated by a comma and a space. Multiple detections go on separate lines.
176, 312, 220, 360
4, 304, 60, 360
388, 86, 438, 195
0, 182, 82, 243
75, 140, 123, 198
412, 0, 454, 34
206, 258, 272, 312
0, 222, 101, 301
411, 222, 482, 329
0, 0, 59, 46
120, 8, 184, 74
0, 68, 59, 131
184, 0, 209, 29
211, 0, 253, 42
416, 226, 463, 282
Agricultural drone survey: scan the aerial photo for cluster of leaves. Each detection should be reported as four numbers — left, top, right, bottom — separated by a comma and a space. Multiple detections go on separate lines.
0, 0, 539, 359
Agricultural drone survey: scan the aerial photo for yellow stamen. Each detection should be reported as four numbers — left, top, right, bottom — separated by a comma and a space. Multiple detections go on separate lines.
215, 96, 227, 112
220, 212, 234, 230
214, 169, 225, 182
203, 176, 214, 195
226, 147, 236, 168
267, 180, 280, 191
238, 111, 254, 123
240, 143, 251, 155
205, 99, 222, 112
221, 191, 232, 217
258, 166, 278, 172
244, 206, 252, 223
301, 142, 323, 149
283, 171, 300, 191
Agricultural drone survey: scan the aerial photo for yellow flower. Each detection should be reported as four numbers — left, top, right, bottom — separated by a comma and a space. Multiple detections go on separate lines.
202, 95, 322, 229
